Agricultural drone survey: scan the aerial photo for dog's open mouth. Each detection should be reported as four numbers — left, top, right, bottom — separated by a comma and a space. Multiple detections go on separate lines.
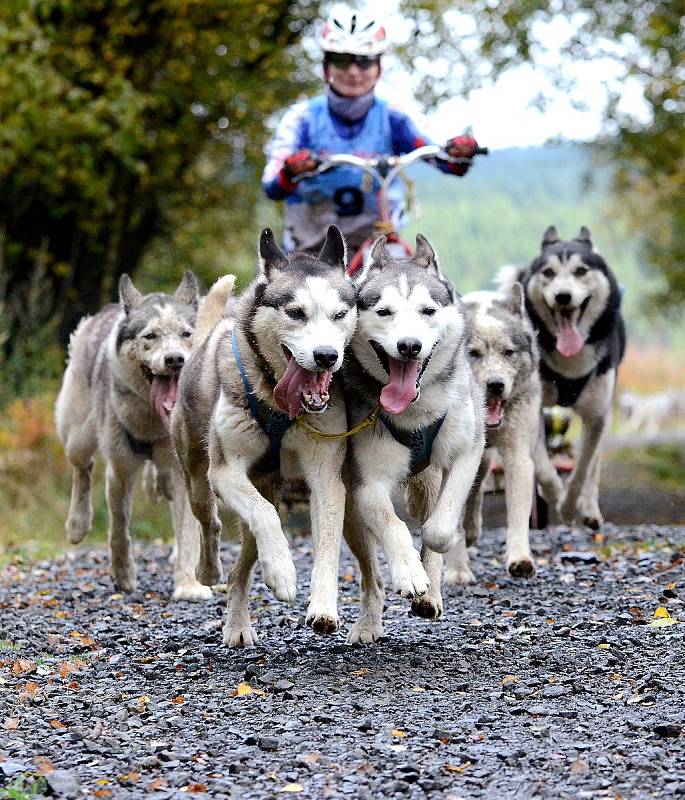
142, 366, 179, 432
273, 346, 332, 419
552, 298, 590, 358
485, 397, 505, 428
370, 340, 428, 415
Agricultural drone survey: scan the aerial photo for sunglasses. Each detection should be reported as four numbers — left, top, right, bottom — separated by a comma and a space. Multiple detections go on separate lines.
326, 53, 380, 70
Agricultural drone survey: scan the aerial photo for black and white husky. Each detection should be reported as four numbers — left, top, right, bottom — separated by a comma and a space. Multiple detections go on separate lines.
171, 226, 357, 646
55, 273, 211, 600
508, 226, 626, 529
343, 235, 484, 643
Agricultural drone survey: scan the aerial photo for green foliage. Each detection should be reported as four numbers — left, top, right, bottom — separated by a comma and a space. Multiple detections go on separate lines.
0, 0, 323, 377
0, 775, 47, 800
401, 0, 685, 308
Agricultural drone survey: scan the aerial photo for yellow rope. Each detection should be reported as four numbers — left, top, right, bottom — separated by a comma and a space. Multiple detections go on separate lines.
296, 403, 382, 441
373, 220, 396, 235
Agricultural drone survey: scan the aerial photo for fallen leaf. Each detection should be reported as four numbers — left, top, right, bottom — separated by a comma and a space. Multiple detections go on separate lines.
598, 643, 610, 650
444, 761, 471, 773
118, 771, 141, 784
11, 659, 37, 676
49, 719, 67, 729
233, 682, 253, 697
281, 784, 304, 793
93, 791, 112, 798
570, 758, 589, 774
4, 717, 19, 730
181, 784, 208, 793
171, 695, 185, 705
391, 729, 407, 738
351, 668, 370, 676
501, 675, 518, 686
649, 608, 680, 628
59, 660, 86, 679
410, 686, 426, 693
34, 755, 54, 774
653, 606, 670, 619
149, 777, 168, 790
303, 753, 321, 764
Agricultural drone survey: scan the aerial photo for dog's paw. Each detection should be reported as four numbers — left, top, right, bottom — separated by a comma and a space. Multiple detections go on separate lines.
223, 621, 259, 648
421, 518, 457, 554
411, 594, 443, 620
195, 555, 223, 587
173, 581, 213, 602
444, 564, 476, 586
506, 553, 536, 578
388, 549, 429, 599
261, 554, 298, 603
582, 514, 602, 530
111, 561, 137, 593
464, 524, 481, 549
65, 512, 92, 545
306, 610, 340, 635
346, 619, 384, 645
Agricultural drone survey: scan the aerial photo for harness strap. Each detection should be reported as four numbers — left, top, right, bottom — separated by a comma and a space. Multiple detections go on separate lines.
231, 326, 292, 473
125, 429, 153, 459
380, 413, 447, 476
297, 403, 382, 441
541, 353, 612, 407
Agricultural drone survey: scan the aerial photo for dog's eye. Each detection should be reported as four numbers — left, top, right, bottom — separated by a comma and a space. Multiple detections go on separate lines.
285, 307, 306, 321
468, 349, 482, 359
422, 307, 437, 316
144, 332, 157, 340
542, 268, 555, 279
333, 309, 348, 321
575, 266, 588, 277
182, 331, 192, 338
376, 308, 392, 317
504, 348, 515, 357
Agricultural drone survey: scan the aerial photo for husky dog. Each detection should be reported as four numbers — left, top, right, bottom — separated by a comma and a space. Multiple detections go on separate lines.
55, 272, 211, 600
509, 226, 626, 529
444, 285, 539, 585
171, 226, 357, 646
343, 235, 484, 643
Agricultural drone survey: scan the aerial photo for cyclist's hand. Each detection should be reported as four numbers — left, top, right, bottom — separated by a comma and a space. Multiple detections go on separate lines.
283, 150, 318, 179
446, 135, 479, 159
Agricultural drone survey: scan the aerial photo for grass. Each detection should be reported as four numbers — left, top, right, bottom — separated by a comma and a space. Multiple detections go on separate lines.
0, 776, 47, 800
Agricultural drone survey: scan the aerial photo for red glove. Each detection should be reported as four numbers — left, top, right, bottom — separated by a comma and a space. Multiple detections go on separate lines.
445, 135, 478, 175
282, 149, 317, 179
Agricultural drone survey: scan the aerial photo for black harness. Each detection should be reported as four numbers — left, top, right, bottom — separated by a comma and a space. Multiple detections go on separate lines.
125, 429, 154, 459
540, 353, 612, 407
379, 413, 446, 476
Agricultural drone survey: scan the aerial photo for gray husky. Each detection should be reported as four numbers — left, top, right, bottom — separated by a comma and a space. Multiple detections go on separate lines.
55, 272, 211, 600
343, 235, 485, 644
444, 285, 540, 585
506, 226, 626, 529
171, 226, 357, 646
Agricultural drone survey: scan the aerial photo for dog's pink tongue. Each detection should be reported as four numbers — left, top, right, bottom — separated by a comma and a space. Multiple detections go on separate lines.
556, 314, 584, 357
381, 358, 420, 414
150, 375, 179, 431
274, 357, 308, 419
486, 398, 503, 426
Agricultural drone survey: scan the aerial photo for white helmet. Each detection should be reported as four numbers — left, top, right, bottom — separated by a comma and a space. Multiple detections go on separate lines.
319, 4, 389, 57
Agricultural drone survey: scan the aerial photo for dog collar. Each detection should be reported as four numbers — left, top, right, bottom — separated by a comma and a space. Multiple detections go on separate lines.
379, 413, 447, 476
231, 326, 292, 473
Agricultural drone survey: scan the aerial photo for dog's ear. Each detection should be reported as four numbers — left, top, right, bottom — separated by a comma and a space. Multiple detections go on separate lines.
258, 228, 287, 279
174, 270, 199, 309
414, 234, 440, 273
119, 274, 143, 314
318, 225, 347, 270
541, 226, 559, 250
575, 226, 593, 247
506, 282, 525, 317
369, 235, 387, 267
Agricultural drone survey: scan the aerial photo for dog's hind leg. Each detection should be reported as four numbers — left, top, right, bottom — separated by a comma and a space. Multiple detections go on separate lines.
463, 452, 491, 548
223, 522, 259, 647
345, 498, 385, 644
169, 469, 213, 602
186, 462, 224, 588
444, 529, 476, 586
106, 460, 140, 593
61, 421, 97, 544
209, 461, 297, 603
300, 443, 346, 635
533, 419, 564, 509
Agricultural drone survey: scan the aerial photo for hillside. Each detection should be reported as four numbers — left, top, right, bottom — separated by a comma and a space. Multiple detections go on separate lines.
403, 145, 669, 344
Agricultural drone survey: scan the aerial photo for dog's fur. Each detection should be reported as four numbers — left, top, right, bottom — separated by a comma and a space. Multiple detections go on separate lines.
171, 227, 358, 646
444, 285, 539, 584
55, 272, 211, 600
503, 226, 626, 528
343, 235, 485, 643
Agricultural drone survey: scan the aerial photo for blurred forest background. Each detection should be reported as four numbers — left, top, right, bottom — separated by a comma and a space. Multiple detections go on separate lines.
0, 0, 683, 557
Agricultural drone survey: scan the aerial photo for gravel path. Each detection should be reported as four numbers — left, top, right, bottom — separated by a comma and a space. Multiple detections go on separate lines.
1, 524, 684, 799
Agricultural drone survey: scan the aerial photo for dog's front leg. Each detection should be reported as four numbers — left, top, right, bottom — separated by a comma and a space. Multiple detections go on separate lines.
356, 482, 429, 599
560, 413, 608, 529
106, 460, 140, 593
411, 545, 443, 619
501, 447, 536, 577
169, 469, 213, 602
300, 445, 346, 635
210, 462, 297, 602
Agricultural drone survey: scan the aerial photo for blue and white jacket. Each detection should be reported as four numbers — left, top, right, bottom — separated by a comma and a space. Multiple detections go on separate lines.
262, 94, 462, 252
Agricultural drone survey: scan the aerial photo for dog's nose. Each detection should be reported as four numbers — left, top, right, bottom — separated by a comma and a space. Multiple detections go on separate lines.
313, 346, 338, 369
487, 379, 505, 396
165, 352, 185, 370
397, 338, 422, 358
555, 292, 572, 306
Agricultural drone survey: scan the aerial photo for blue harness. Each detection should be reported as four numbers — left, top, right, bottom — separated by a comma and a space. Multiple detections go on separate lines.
379, 413, 446, 476
231, 327, 293, 474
